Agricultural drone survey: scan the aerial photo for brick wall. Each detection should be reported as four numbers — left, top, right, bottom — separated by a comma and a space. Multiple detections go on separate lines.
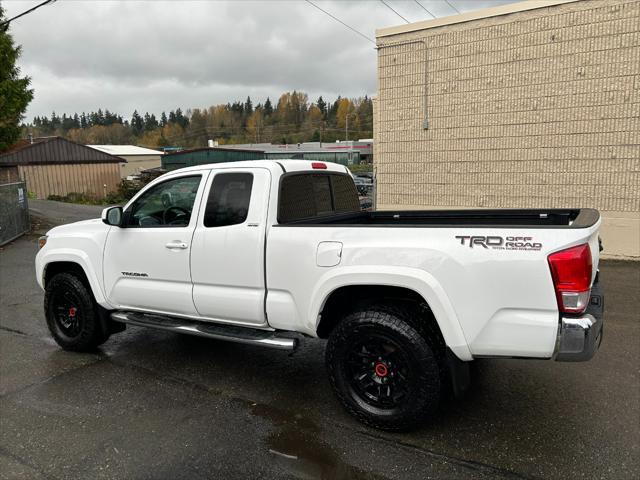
375, 0, 640, 258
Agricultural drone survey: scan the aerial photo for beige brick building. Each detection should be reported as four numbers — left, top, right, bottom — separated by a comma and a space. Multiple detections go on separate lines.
374, 0, 639, 259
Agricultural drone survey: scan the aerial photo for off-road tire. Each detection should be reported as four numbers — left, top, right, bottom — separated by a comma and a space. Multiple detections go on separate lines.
325, 304, 443, 431
44, 272, 110, 351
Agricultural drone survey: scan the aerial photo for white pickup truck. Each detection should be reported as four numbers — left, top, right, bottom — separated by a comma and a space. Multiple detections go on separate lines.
35, 160, 604, 430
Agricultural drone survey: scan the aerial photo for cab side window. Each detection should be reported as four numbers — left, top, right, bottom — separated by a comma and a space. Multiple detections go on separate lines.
204, 172, 254, 227
124, 176, 201, 227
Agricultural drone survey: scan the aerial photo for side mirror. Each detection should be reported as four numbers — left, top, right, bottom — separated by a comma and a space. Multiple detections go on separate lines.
102, 206, 123, 226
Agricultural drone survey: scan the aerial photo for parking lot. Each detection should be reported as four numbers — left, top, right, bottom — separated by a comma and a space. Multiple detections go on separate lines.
0, 200, 638, 479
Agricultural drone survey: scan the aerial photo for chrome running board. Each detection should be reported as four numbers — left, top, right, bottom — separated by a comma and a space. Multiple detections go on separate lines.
111, 311, 297, 351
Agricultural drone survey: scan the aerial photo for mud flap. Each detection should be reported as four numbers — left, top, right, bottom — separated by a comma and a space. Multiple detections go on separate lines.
446, 348, 471, 399
97, 305, 126, 335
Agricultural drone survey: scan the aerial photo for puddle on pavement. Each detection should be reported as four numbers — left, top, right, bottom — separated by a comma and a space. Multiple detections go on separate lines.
249, 402, 382, 479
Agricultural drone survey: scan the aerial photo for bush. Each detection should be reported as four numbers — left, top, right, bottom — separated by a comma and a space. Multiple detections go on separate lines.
46, 184, 134, 206
46, 171, 163, 206
47, 192, 102, 205
104, 180, 141, 204
348, 163, 373, 174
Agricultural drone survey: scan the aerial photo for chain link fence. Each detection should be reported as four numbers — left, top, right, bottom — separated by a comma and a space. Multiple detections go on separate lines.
0, 182, 30, 246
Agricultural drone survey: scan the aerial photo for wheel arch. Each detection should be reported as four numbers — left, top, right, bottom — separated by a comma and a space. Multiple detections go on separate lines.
39, 251, 111, 308
44, 261, 89, 288
311, 268, 472, 361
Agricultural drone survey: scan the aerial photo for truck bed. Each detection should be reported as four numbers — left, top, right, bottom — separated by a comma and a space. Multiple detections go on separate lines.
277, 208, 599, 228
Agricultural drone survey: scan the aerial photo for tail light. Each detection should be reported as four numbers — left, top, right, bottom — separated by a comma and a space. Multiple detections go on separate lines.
311, 162, 327, 169
548, 243, 592, 314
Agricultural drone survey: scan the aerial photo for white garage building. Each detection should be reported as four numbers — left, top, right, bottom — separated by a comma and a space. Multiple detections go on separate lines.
88, 145, 164, 179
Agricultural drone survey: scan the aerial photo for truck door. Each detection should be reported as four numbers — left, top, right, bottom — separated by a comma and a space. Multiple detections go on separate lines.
190, 168, 270, 326
103, 172, 207, 316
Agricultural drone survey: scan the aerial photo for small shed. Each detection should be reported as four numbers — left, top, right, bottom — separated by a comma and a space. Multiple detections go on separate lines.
0, 137, 123, 200
88, 145, 164, 178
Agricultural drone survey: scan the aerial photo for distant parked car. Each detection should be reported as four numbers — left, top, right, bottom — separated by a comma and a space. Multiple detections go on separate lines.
353, 176, 373, 196
355, 172, 373, 179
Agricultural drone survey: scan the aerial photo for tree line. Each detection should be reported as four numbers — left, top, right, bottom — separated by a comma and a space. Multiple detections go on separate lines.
25, 92, 374, 148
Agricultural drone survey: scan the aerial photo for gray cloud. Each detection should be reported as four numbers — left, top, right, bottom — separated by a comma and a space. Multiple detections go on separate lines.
4, 0, 510, 119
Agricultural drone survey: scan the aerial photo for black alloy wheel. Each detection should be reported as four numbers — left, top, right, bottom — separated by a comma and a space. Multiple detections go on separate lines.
326, 304, 443, 431
345, 332, 414, 410
44, 272, 110, 351
50, 289, 83, 339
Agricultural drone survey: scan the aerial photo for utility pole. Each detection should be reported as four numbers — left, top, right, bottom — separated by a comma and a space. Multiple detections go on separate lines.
345, 114, 349, 141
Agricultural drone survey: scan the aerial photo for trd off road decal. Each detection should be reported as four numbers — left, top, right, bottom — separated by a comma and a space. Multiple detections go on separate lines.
455, 236, 542, 251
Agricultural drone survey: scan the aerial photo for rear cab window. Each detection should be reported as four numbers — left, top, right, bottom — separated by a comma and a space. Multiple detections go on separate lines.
278, 173, 360, 223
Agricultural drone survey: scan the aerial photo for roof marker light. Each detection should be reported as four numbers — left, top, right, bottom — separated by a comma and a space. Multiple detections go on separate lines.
311, 162, 327, 170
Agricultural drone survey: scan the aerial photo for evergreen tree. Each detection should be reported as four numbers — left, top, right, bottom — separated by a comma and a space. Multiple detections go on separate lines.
316, 96, 327, 118
131, 110, 144, 136
0, 6, 34, 150
244, 96, 253, 117
174, 108, 188, 128
160, 111, 167, 127
51, 111, 61, 129
104, 109, 117, 125
230, 101, 243, 116
328, 97, 341, 125
143, 112, 158, 131
39, 115, 51, 133
263, 97, 273, 117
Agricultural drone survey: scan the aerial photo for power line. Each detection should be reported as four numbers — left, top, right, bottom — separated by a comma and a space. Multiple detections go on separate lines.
380, 0, 409, 23
0, 0, 57, 30
413, 0, 436, 19
443, 0, 461, 14
304, 0, 375, 45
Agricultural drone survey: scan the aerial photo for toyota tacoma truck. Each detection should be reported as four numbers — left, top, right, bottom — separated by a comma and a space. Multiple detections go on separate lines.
35, 160, 604, 431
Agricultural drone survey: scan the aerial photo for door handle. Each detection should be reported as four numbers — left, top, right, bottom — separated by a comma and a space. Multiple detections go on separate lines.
165, 241, 188, 250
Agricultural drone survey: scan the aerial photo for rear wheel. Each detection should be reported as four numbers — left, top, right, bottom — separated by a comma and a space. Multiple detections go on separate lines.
44, 272, 109, 351
325, 305, 443, 431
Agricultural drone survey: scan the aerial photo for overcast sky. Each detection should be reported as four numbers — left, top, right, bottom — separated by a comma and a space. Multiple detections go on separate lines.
3, 0, 511, 120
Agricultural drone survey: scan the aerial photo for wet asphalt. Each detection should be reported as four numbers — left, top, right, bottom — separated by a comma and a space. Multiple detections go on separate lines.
0, 200, 638, 479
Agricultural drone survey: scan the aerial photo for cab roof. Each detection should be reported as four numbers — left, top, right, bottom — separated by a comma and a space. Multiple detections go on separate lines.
167, 159, 350, 175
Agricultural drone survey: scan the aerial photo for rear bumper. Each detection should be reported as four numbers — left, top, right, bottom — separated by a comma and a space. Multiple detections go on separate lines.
554, 277, 604, 362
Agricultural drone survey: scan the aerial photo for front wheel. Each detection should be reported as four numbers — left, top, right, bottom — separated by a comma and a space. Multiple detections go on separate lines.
44, 272, 109, 351
325, 305, 443, 431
